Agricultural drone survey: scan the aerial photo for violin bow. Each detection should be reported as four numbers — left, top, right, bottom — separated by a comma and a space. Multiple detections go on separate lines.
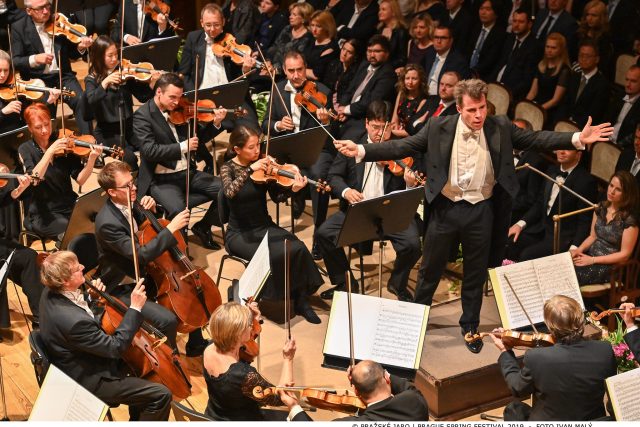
298, 102, 338, 143
254, 42, 291, 120
118, 0, 125, 82
6, 25, 18, 100
503, 273, 539, 334
50, 0, 58, 56
284, 239, 291, 341
185, 54, 200, 215
125, 183, 142, 284
57, 51, 66, 138
346, 272, 355, 370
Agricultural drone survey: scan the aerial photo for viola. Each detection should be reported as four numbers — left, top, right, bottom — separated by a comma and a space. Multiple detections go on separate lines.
134, 201, 222, 333
55, 129, 124, 159
84, 278, 192, 401
212, 33, 265, 69
250, 157, 332, 194
293, 80, 338, 120
0, 78, 75, 101
168, 97, 247, 125
45, 13, 88, 44
239, 297, 262, 363
464, 330, 555, 349
0, 162, 42, 187
144, 0, 181, 31
253, 386, 366, 414
590, 307, 640, 321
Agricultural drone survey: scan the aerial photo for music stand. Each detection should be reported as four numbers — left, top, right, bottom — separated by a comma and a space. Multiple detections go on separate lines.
336, 188, 423, 297
183, 80, 250, 109
265, 126, 328, 168
0, 126, 30, 171
59, 188, 108, 250
122, 36, 181, 71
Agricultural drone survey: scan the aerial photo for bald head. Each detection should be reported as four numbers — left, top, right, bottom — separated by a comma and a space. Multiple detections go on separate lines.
350, 360, 391, 401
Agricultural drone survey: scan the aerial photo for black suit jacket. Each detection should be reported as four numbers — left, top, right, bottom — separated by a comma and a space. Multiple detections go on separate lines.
561, 70, 610, 128
133, 98, 222, 196
512, 150, 548, 220
608, 0, 640, 54
39, 287, 144, 393
441, 7, 473, 52
110, 0, 175, 44
490, 32, 539, 101
498, 340, 616, 420
222, 0, 260, 45
521, 164, 596, 247
532, 9, 577, 55
423, 47, 472, 89
254, 10, 287, 51
95, 199, 178, 292
406, 95, 456, 135
292, 375, 429, 421
625, 327, 640, 361
464, 23, 507, 81
609, 97, 640, 147
615, 147, 640, 188
339, 61, 397, 119
332, 0, 379, 43
11, 15, 80, 81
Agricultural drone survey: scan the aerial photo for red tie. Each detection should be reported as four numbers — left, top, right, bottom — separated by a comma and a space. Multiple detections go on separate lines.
433, 102, 445, 117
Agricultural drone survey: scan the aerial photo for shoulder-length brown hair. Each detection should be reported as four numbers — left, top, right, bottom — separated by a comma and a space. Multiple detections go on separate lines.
395, 64, 428, 101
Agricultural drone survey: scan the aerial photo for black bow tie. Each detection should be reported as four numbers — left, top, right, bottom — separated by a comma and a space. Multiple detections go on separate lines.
557, 171, 569, 179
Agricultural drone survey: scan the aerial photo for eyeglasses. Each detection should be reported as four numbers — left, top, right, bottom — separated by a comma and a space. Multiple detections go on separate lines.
115, 180, 135, 190
28, 3, 52, 12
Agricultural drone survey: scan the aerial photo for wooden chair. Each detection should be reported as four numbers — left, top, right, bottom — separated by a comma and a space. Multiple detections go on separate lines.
487, 82, 511, 116
171, 401, 213, 421
589, 141, 621, 183
615, 54, 636, 87
553, 119, 580, 133
513, 100, 546, 131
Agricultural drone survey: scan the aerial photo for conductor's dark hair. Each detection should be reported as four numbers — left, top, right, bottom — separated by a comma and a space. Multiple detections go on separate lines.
366, 100, 392, 122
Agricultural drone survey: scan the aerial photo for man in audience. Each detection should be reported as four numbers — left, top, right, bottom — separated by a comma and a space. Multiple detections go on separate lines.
408, 71, 459, 135
332, 0, 379, 46
532, 0, 577, 50
610, 65, 640, 148
423, 26, 471, 96
464, 0, 506, 81
615, 123, 640, 188
608, 0, 640, 57
507, 149, 596, 261
441, 0, 472, 51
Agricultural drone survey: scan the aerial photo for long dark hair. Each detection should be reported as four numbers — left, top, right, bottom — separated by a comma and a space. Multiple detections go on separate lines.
88, 35, 117, 83
603, 170, 640, 220
226, 125, 260, 158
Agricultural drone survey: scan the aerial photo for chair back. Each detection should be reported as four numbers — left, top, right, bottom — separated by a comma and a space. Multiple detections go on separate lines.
67, 233, 99, 273
217, 190, 230, 242
487, 82, 511, 116
514, 100, 546, 131
171, 401, 213, 421
553, 119, 580, 133
29, 330, 50, 387
590, 142, 622, 182
615, 54, 636, 87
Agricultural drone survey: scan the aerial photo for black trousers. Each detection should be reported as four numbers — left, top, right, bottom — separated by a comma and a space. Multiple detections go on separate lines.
316, 210, 422, 291
150, 170, 221, 227
28, 210, 71, 240
41, 74, 91, 135
415, 196, 493, 330
503, 400, 531, 421
308, 149, 336, 229
95, 376, 172, 421
94, 120, 139, 171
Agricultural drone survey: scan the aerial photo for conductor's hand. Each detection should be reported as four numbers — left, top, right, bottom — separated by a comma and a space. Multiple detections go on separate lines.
620, 302, 636, 329
334, 139, 358, 157
278, 388, 300, 410
188, 136, 199, 152
282, 338, 296, 360
291, 171, 307, 193
130, 278, 147, 311
344, 189, 364, 204
167, 209, 190, 233
508, 224, 522, 242
579, 116, 614, 145
139, 195, 156, 212
277, 116, 295, 132
489, 327, 509, 352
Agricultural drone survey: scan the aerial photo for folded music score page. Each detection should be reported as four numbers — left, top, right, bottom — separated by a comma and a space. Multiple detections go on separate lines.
606, 368, 640, 421
238, 232, 271, 303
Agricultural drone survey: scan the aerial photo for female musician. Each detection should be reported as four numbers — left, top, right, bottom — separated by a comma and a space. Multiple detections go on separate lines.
220, 125, 323, 324
304, 10, 338, 85
18, 103, 102, 240
84, 35, 158, 170
376, 0, 409, 71
391, 64, 429, 138
572, 171, 639, 285
265, 2, 314, 75
203, 302, 295, 420
0, 49, 59, 133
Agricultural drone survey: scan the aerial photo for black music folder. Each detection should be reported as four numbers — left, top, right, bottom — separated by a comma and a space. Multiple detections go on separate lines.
122, 36, 181, 72
264, 126, 329, 168
60, 187, 108, 250
183, 80, 250, 109
0, 126, 31, 171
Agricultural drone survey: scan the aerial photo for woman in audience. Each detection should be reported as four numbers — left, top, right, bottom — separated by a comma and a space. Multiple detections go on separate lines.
254, 0, 288, 52
407, 14, 434, 66
304, 10, 339, 85
411, 0, 445, 23
377, 0, 410, 71
203, 302, 295, 420
572, 171, 640, 285
325, 38, 363, 114
266, 2, 314, 75
525, 32, 571, 128
391, 64, 429, 137
576, 0, 612, 75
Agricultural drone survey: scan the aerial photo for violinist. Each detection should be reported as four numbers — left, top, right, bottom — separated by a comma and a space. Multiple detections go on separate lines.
85, 35, 158, 170
620, 302, 640, 361
39, 251, 172, 421
111, 0, 174, 46
133, 72, 225, 250
316, 101, 422, 301
490, 295, 616, 421
18, 103, 102, 240
280, 360, 429, 421
11, 0, 92, 134
221, 125, 323, 323
203, 301, 295, 420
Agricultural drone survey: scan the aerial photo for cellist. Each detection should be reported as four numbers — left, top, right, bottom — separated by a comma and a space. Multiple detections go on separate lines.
94, 160, 209, 357
39, 251, 172, 421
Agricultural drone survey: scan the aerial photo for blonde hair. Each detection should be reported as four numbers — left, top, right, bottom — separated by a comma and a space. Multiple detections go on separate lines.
544, 295, 585, 344
40, 251, 79, 292
538, 32, 570, 76
578, 0, 609, 39
378, 0, 406, 30
409, 14, 434, 41
208, 302, 252, 353
290, 2, 314, 26
310, 10, 337, 39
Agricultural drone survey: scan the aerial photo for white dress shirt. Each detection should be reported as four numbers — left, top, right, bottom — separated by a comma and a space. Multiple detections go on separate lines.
154, 111, 189, 174
29, 23, 58, 72
428, 50, 449, 95
200, 35, 229, 89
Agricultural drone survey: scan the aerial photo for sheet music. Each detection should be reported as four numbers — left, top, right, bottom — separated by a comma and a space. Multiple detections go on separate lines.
323, 292, 429, 370
606, 368, 640, 421
0, 249, 15, 285
533, 252, 584, 308
494, 262, 545, 328
29, 365, 108, 421
238, 232, 271, 303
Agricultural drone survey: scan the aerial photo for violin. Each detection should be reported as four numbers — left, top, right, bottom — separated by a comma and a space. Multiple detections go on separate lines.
239, 297, 262, 363
0, 78, 75, 101
54, 129, 124, 159
0, 162, 42, 187
45, 13, 88, 44
119, 58, 160, 83
168, 97, 247, 125
464, 330, 555, 349
590, 307, 640, 321
253, 386, 366, 414
250, 156, 332, 194
293, 80, 338, 121
134, 201, 222, 333
144, 0, 181, 31
212, 33, 265, 69
378, 158, 426, 185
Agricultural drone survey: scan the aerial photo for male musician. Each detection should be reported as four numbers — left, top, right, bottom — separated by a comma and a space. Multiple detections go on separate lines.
334, 79, 613, 353
39, 251, 172, 421
133, 72, 225, 251
279, 359, 429, 421
316, 101, 422, 301
111, 0, 174, 46
490, 295, 616, 420
11, 0, 93, 134
620, 302, 640, 361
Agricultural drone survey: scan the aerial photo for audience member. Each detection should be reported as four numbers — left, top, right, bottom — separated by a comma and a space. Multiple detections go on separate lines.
377, 0, 410, 71
423, 25, 471, 95
609, 65, 640, 147
391, 64, 429, 137
407, 14, 434, 66
464, 0, 506, 81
